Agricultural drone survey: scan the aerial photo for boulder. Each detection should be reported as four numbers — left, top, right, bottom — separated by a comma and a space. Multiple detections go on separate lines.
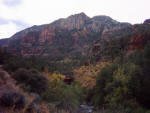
79, 104, 94, 113
30, 93, 41, 103
0, 92, 27, 109
26, 102, 40, 113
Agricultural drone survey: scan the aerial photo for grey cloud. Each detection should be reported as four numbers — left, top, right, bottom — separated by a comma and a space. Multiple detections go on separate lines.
0, 17, 31, 30
0, 18, 9, 25
3, 0, 22, 7
11, 20, 30, 30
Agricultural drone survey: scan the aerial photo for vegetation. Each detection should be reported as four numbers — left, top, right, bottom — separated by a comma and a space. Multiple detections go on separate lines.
1, 23, 150, 113
13, 68, 49, 94
91, 42, 150, 113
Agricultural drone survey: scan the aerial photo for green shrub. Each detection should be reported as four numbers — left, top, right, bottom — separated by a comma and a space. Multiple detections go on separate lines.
92, 63, 118, 107
92, 62, 144, 110
41, 89, 57, 102
13, 68, 49, 94
42, 81, 84, 113
132, 107, 145, 113
146, 110, 150, 113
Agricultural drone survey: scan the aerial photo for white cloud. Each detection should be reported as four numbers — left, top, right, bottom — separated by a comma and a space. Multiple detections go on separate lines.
0, 22, 18, 39
2, 0, 21, 7
0, 0, 150, 38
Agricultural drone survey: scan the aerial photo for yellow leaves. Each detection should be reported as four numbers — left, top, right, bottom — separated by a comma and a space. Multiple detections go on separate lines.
50, 73, 65, 82
44, 64, 65, 82
113, 68, 128, 85
43, 68, 65, 90
73, 65, 96, 88
73, 62, 110, 88
62, 58, 72, 63
48, 73, 65, 91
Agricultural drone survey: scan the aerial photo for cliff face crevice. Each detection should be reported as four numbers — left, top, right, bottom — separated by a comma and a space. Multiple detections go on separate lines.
39, 26, 55, 44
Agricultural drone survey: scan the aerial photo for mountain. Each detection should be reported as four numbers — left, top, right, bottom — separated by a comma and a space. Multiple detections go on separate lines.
0, 13, 131, 59
1, 13, 150, 113
91, 19, 150, 62
0, 38, 9, 47
130, 23, 150, 50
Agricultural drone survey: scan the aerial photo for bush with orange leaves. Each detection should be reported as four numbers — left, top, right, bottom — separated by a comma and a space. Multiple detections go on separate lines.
73, 62, 110, 89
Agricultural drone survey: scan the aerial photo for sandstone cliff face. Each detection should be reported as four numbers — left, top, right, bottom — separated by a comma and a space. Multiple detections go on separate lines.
90, 18, 150, 60
101, 24, 132, 39
21, 33, 37, 47
129, 22, 150, 51
39, 26, 55, 44
51, 13, 131, 34
51, 12, 90, 30
0, 13, 132, 57
10, 25, 44, 40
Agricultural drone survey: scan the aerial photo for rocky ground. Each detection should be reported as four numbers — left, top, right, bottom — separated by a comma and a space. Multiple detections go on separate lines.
0, 65, 19, 97
78, 104, 94, 113
0, 66, 44, 113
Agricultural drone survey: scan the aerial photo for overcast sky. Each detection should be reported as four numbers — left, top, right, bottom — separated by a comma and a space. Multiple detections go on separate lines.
0, 0, 150, 39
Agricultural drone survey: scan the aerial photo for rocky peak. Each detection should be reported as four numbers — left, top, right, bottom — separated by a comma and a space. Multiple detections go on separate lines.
92, 15, 115, 22
68, 12, 89, 20
51, 12, 90, 30
10, 24, 45, 39
144, 19, 150, 24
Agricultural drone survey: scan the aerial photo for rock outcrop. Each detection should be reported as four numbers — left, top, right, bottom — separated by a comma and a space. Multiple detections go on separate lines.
91, 18, 150, 60
0, 92, 27, 109
51, 12, 90, 30
0, 13, 131, 57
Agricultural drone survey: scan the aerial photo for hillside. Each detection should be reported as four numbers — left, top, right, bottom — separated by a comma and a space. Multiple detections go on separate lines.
0, 13, 131, 60
1, 13, 150, 113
